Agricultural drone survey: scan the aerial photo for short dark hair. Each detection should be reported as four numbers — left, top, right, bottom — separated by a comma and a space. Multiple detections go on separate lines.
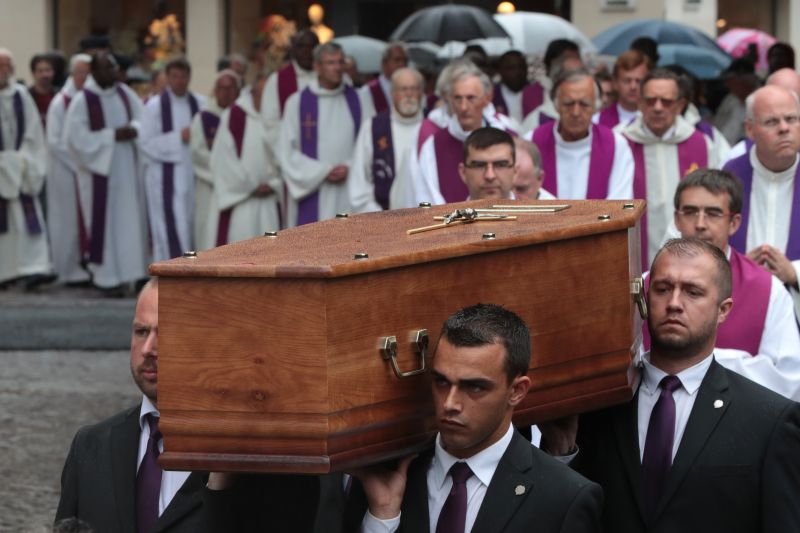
29, 53, 54, 73
631, 36, 659, 65
165, 57, 191, 75
497, 50, 526, 66
651, 238, 732, 302
544, 39, 579, 74
440, 303, 531, 382
640, 67, 681, 93
463, 127, 515, 164
674, 168, 743, 214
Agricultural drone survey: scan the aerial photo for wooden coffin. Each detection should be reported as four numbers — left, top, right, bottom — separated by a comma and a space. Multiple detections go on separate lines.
150, 199, 646, 474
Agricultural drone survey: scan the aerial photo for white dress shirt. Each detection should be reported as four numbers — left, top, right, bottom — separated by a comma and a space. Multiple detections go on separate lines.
361, 424, 515, 533
637, 353, 714, 461
138, 396, 191, 515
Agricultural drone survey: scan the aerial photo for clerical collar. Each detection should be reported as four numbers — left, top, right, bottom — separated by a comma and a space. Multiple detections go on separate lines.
640, 351, 713, 398
138, 395, 159, 432
310, 78, 346, 97
642, 122, 677, 141
84, 77, 118, 95
447, 114, 486, 141
751, 148, 799, 183
432, 423, 514, 491
292, 60, 314, 77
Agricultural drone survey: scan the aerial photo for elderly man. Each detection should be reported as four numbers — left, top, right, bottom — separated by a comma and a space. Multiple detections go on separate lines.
621, 68, 717, 268
56, 279, 206, 531
140, 57, 205, 261
0, 47, 51, 290
513, 137, 554, 200
46, 53, 92, 285
278, 41, 367, 225
526, 68, 633, 200
723, 85, 800, 319
408, 61, 509, 205
542, 238, 800, 533
520, 40, 584, 131
190, 69, 240, 250
64, 52, 148, 293
594, 49, 650, 129
492, 50, 545, 125
349, 67, 423, 211
361, 42, 407, 117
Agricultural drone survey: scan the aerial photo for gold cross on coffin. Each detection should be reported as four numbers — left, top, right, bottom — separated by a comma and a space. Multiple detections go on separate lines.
302, 112, 316, 141
406, 204, 571, 235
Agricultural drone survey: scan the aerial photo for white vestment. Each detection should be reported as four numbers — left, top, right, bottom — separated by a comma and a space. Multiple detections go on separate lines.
64, 79, 149, 288
278, 79, 369, 226
359, 74, 391, 120
522, 124, 634, 200
520, 95, 557, 133
0, 83, 49, 283
743, 149, 800, 318
621, 115, 718, 264
46, 77, 88, 283
408, 113, 509, 207
207, 95, 282, 246
349, 108, 422, 212
140, 89, 206, 260
189, 99, 223, 251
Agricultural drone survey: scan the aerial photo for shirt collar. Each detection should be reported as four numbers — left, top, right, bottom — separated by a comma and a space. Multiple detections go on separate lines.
431, 423, 514, 491
640, 351, 713, 397
750, 148, 798, 183
138, 395, 159, 431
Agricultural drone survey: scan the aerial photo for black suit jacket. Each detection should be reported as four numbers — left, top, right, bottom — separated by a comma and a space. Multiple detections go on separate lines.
56, 404, 206, 533
376, 430, 603, 533
575, 359, 800, 533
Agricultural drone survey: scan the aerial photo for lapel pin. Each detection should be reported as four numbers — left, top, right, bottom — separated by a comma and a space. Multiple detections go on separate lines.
515, 485, 526, 496
714, 399, 724, 409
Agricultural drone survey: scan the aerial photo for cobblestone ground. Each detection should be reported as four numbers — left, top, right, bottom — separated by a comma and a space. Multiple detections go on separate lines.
0, 350, 138, 532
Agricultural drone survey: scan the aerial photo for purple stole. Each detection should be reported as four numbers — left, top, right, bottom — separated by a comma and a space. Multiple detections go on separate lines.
723, 152, 800, 260
367, 78, 389, 115
417, 118, 442, 155
200, 110, 220, 150
277, 64, 298, 116
83, 85, 132, 263
629, 128, 708, 270
371, 111, 394, 210
216, 104, 246, 247
0, 91, 42, 236
598, 105, 621, 129
433, 128, 469, 202
297, 85, 361, 225
159, 91, 199, 258
492, 83, 544, 119
532, 122, 615, 199
695, 120, 715, 140
540, 113, 556, 126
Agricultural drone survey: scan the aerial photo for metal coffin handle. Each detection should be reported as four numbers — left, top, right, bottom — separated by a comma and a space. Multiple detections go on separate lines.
379, 329, 428, 379
631, 277, 648, 320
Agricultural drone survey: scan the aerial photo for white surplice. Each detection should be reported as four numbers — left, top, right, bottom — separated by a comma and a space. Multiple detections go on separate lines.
207, 94, 282, 246
278, 79, 369, 226
348, 107, 422, 212
64, 78, 149, 288
0, 83, 50, 283
189, 99, 223, 251
140, 89, 206, 260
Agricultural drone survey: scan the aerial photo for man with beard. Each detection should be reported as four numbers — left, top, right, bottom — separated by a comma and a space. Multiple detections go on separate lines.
541, 238, 800, 533
56, 279, 206, 531
360, 43, 408, 118
349, 67, 423, 211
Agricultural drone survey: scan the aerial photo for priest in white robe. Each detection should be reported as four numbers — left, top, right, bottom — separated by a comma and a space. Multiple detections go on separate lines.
359, 42, 407, 119
0, 48, 51, 287
46, 53, 91, 284
621, 69, 718, 267
190, 69, 240, 251
349, 67, 423, 212
278, 42, 368, 226
207, 76, 282, 246
140, 57, 205, 260
722, 85, 800, 319
64, 52, 148, 290
525, 68, 633, 201
492, 51, 546, 126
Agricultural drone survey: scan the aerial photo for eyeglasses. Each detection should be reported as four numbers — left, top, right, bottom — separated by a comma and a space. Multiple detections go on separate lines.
464, 159, 514, 173
643, 96, 678, 107
754, 114, 800, 129
675, 206, 734, 220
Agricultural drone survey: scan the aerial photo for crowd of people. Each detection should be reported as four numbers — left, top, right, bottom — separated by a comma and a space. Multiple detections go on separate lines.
2, 23, 800, 533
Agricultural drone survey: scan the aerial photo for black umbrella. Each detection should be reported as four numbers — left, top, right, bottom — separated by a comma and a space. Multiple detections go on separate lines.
390, 4, 509, 46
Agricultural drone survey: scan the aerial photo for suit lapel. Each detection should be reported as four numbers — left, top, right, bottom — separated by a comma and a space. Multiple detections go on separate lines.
654, 360, 730, 520
401, 450, 434, 533
111, 406, 141, 533
471, 432, 533, 533
612, 387, 648, 522
154, 471, 206, 532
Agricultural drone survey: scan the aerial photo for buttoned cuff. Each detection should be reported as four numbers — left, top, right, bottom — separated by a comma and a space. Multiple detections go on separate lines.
360, 509, 401, 533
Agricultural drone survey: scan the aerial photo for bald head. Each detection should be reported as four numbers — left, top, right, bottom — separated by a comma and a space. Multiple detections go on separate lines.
391, 67, 423, 117
766, 68, 800, 98
745, 85, 800, 172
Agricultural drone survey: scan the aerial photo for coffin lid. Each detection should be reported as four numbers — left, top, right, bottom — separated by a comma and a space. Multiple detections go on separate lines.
150, 199, 645, 278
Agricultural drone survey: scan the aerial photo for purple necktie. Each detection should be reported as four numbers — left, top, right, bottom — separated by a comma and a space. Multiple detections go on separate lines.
136, 414, 162, 533
641, 375, 682, 518
436, 462, 473, 533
